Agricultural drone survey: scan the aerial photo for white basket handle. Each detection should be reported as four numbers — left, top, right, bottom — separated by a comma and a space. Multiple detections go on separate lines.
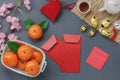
41, 61, 47, 72
0, 44, 5, 56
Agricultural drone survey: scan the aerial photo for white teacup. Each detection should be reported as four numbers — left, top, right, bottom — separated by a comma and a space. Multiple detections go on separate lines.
78, 1, 91, 14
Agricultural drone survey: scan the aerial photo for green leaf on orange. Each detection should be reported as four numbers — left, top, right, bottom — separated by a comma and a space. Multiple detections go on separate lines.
38, 20, 49, 32
24, 18, 35, 30
7, 41, 20, 53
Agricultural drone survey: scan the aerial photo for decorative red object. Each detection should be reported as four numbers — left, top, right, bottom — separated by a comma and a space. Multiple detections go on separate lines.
86, 46, 110, 71
63, 34, 81, 43
41, 34, 82, 73
41, 35, 58, 51
40, 0, 62, 21
64, 3, 76, 10
60, 34, 82, 73
111, 28, 118, 41
41, 35, 63, 66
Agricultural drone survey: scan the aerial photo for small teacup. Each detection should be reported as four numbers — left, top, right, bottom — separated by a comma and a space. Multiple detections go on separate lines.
78, 1, 91, 14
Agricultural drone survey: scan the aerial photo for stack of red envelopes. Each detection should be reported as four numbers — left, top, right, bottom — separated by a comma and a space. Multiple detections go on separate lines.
41, 34, 82, 73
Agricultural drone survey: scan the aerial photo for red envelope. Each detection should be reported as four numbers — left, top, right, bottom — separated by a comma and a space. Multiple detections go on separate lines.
86, 46, 110, 71
41, 35, 58, 51
59, 34, 82, 73
41, 35, 64, 66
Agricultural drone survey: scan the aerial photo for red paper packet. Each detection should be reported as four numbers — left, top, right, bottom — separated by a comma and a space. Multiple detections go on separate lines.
86, 46, 110, 71
59, 34, 82, 73
41, 35, 64, 66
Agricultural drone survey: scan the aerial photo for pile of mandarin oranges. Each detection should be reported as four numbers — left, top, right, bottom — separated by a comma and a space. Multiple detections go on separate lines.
2, 43, 43, 75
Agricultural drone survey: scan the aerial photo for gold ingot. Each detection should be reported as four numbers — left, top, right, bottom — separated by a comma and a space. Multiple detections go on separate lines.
80, 25, 87, 32
90, 16, 98, 28
89, 29, 96, 37
101, 18, 111, 28
99, 28, 111, 37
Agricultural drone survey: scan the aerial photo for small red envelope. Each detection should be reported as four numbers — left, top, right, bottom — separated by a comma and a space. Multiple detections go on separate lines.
41, 35, 58, 51
86, 46, 110, 71
59, 34, 82, 73
41, 35, 63, 66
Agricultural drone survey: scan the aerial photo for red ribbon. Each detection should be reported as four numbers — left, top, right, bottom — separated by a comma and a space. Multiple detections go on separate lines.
63, 3, 76, 10
111, 28, 118, 41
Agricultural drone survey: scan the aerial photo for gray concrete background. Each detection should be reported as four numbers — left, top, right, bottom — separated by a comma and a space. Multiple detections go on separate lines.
0, 0, 120, 80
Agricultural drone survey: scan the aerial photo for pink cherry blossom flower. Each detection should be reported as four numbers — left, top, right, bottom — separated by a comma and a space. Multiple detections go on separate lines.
0, 32, 6, 39
0, 6, 7, 17
5, 10, 10, 15
3, 3, 15, 9
6, 16, 22, 31
11, 17, 20, 24
10, 23, 21, 31
6, 16, 12, 22
0, 3, 15, 17
0, 39, 5, 44
23, 0, 31, 10
8, 33, 18, 40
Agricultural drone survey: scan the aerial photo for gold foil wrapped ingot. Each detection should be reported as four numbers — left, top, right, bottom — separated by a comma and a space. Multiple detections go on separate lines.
80, 25, 87, 32
99, 28, 111, 37
101, 18, 111, 28
90, 16, 98, 28
89, 29, 96, 37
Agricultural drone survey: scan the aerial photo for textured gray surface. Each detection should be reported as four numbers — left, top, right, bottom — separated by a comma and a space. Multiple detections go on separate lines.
0, 0, 120, 80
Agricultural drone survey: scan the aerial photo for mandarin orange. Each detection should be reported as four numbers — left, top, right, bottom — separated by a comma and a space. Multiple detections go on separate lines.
31, 50, 43, 63
25, 60, 40, 75
18, 45, 33, 61
17, 59, 27, 70
3, 51, 18, 67
28, 24, 43, 39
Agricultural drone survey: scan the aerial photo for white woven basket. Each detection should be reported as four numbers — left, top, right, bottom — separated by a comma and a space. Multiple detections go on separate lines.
0, 40, 47, 77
